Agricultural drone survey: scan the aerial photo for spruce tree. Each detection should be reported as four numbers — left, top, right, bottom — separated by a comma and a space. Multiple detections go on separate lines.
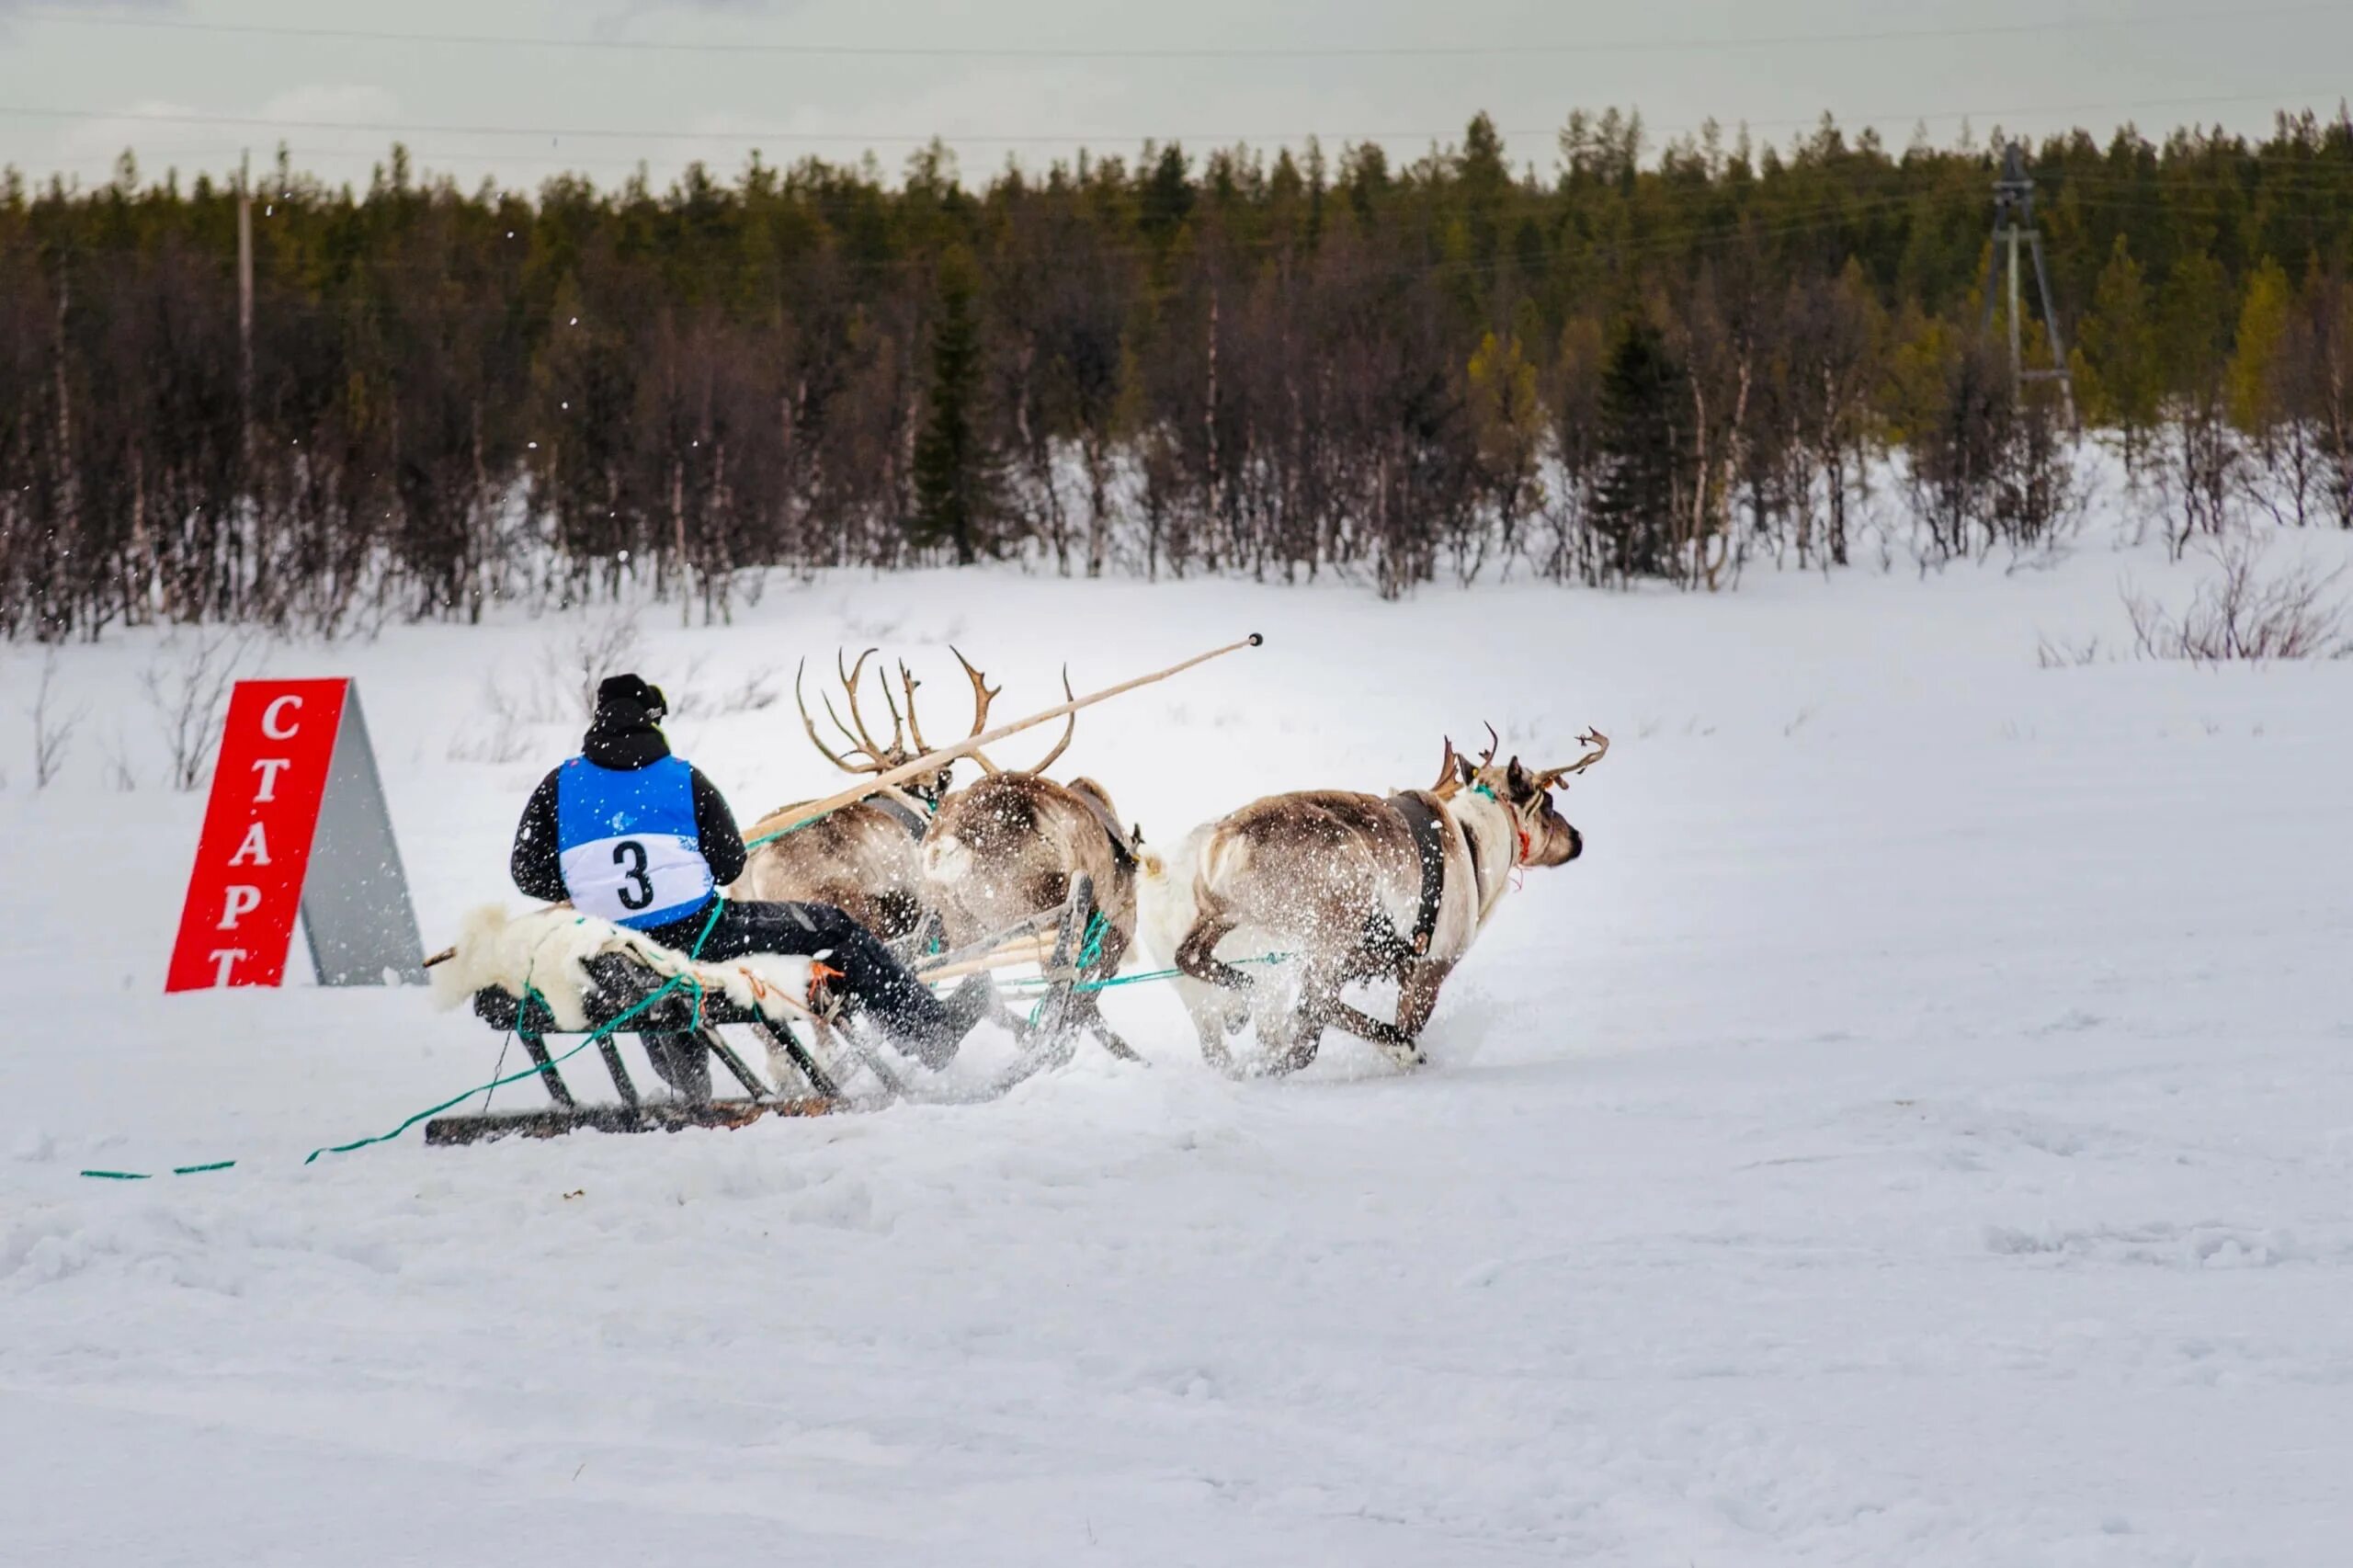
912, 244, 998, 562
2226, 256, 2292, 437
1593, 321, 1691, 580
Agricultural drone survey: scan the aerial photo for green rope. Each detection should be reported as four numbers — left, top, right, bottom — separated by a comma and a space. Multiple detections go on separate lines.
745, 790, 936, 851
1074, 912, 1108, 974
79, 898, 725, 1181
82, 1160, 237, 1181
744, 812, 823, 850
1000, 950, 1289, 995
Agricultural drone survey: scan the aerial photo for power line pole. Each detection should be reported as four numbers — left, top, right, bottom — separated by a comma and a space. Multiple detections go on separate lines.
1979, 139, 2074, 420
238, 148, 254, 471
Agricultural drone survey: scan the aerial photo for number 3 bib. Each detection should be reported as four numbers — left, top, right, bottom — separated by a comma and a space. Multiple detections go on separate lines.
554, 755, 717, 929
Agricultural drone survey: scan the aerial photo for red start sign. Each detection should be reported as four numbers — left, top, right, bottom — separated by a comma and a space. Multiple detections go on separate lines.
165, 680, 352, 991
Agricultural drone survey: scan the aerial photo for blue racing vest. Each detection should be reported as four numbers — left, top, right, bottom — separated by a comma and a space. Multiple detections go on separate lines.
553, 755, 716, 930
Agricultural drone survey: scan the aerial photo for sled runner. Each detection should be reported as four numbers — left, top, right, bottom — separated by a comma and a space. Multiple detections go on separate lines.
424, 875, 1115, 1146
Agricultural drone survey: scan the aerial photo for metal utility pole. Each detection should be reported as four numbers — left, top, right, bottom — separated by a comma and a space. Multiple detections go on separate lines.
237, 149, 254, 468
1979, 139, 2075, 419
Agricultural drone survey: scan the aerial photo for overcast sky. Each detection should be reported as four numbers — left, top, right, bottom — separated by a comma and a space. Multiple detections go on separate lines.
2, 0, 2347, 193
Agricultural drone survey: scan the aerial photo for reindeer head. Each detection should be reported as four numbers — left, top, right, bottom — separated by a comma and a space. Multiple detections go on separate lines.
1448, 725, 1609, 869
797, 647, 999, 809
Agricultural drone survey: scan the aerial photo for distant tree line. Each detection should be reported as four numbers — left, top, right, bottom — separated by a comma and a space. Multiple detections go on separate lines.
5, 110, 2353, 638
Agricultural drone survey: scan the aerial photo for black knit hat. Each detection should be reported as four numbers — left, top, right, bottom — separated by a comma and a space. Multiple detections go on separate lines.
595, 673, 666, 720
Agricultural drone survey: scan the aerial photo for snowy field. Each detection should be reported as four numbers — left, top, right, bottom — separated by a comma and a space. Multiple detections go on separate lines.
4, 525, 2351, 1566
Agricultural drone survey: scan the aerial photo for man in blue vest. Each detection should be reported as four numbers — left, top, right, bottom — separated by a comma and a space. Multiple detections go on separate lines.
510, 673, 989, 1067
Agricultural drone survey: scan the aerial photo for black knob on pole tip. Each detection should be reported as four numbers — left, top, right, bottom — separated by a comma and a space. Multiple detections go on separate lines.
1247, 632, 1264, 646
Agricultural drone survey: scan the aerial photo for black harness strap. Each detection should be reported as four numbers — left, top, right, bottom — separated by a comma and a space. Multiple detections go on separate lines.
1071, 789, 1138, 874
1387, 790, 1449, 957
868, 792, 930, 840
1457, 817, 1490, 912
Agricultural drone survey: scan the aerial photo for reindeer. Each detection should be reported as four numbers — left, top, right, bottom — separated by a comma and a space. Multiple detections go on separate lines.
731, 648, 994, 946
1142, 728, 1608, 1075
920, 670, 1146, 1062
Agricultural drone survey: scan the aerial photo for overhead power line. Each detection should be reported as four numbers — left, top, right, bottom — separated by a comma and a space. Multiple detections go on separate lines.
17, 4, 2351, 60
3, 89, 2346, 151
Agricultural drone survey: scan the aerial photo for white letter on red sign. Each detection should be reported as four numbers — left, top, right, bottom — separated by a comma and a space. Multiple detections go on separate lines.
228, 823, 271, 867
209, 949, 248, 985
218, 885, 264, 929
252, 757, 293, 801
261, 695, 303, 740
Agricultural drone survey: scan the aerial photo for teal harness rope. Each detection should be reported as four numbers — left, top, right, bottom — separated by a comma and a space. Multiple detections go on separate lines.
1001, 911, 1287, 1013
744, 814, 820, 850
744, 790, 935, 852
80, 899, 725, 1181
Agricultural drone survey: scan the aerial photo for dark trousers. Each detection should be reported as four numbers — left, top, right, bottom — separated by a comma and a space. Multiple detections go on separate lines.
646, 898, 953, 1051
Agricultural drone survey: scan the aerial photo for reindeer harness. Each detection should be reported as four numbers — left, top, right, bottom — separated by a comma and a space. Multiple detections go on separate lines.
1070, 786, 1138, 875
1381, 788, 1512, 960
1385, 790, 1452, 958
866, 791, 931, 840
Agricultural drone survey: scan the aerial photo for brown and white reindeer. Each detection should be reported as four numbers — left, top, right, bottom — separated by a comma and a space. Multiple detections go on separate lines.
732, 648, 995, 945
921, 672, 1147, 1061
1142, 727, 1608, 1074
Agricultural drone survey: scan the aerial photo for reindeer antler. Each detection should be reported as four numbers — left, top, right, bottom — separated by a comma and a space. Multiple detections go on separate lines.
1533, 727, 1611, 789
898, 660, 927, 754
833, 648, 905, 763
796, 657, 886, 776
1475, 722, 1502, 773
1016, 665, 1079, 775
1430, 736, 1467, 799
948, 648, 1005, 775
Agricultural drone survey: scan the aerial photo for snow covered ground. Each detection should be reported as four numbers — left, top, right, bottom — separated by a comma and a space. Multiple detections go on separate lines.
4, 526, 2350, 1565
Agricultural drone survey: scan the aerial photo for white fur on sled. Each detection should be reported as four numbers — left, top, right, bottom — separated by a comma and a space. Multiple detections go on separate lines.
430, 903, 821, 1032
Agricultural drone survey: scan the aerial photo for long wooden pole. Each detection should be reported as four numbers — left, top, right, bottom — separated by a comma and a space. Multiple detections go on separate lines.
424, 632, 1263, 967
741, 632, 1263, 844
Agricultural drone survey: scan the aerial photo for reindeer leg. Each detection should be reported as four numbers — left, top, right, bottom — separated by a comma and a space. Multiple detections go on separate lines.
1269, 968, 1344, 1074
1396, 959, 1455, 1040
1173, 974, 1244, 1075
1320, 999, 1427, 1071
1175, 914, 1256, 994
1274, 1007, 1325, 1074
1176, 913, 1265, 1073
1189, 1006, 1240, 1076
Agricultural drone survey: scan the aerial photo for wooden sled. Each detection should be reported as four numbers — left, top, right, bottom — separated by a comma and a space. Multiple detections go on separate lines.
425, 875, 1119, 1147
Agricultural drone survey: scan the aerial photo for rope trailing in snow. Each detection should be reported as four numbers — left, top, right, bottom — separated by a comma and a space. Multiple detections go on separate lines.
78, 900, 724, 1182
81, 893, 1275, 1180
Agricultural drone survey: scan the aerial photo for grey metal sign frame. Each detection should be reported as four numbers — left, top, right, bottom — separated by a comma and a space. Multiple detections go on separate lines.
301, 684, 426, 985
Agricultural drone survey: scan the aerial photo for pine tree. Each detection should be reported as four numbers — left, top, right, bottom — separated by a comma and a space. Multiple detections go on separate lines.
911, 244, 999, 563
2071, 235, 2161, 480
1593, 321, 1691, 581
